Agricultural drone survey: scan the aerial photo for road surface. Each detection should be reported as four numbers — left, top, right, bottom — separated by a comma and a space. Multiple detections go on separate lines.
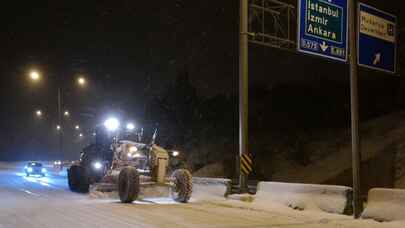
0, 162, 401, 228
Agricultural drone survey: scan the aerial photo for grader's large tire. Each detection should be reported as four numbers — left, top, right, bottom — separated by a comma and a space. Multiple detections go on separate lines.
118, 167, 140, 203
68, 165, 89, 193
171, 169, 192, 203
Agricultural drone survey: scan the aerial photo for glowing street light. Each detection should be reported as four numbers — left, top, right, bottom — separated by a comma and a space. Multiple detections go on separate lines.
29, 71, 41, 81
79, 133, 83, 137
64, 111, 70, 117
77, 77, 87, 87
35, 110, 43, 117
75, 125, 80, 130
56, 125, 61, 131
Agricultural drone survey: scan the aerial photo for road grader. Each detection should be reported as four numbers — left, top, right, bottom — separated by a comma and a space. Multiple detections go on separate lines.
67, 122, 192, 203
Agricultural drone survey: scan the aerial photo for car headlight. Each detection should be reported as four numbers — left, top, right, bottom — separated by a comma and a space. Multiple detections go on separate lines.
41, 168, 47, 173
93, 162, 103, 170
27, 167, 33, 173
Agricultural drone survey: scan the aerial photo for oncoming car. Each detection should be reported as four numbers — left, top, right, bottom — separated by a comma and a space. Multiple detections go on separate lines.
25, 162, 47, 177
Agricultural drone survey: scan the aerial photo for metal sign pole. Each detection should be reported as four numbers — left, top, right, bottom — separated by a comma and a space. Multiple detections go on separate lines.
239, 0, 249, 193
349, 0, 363, 218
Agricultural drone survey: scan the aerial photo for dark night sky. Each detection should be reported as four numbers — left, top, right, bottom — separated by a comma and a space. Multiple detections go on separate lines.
0, 0, 403, 160
1, 1, 238, 94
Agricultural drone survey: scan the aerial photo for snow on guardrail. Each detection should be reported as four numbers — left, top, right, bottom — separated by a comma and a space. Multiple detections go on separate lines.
362, 188, 405, 222
254, 182, 353, 215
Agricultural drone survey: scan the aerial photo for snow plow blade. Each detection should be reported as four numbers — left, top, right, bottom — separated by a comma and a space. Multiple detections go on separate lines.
90, 182, 172, 199
362, 188, 405, 222
255, 182, 353, 215
90, 177, 230, 202
91, 183, 117, 192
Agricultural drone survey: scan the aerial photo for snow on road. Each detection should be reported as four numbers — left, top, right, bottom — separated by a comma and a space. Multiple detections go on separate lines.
0, 163, 403, 228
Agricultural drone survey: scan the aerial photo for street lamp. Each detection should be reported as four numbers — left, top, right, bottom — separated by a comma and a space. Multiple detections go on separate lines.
35, 110, 43, 117
26, 70, 89, 159
75, 125, 80, 130
29, 71, 41, 81
77, 77, 87, 87
79, 133, 83, 137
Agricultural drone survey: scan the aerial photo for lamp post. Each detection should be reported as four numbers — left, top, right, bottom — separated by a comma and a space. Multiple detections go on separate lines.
28, 70, 88, 158
58, 87, 63, 158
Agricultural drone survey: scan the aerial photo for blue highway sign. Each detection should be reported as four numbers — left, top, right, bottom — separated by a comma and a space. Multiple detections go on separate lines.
298, 0, 348, 62
358, 3, 397, 74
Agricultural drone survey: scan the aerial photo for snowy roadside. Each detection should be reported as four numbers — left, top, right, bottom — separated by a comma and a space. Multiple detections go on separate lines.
87, 177, 405, 228
202, 194, 405, 228
3, 161, 405, 228
87, 189, 405, 228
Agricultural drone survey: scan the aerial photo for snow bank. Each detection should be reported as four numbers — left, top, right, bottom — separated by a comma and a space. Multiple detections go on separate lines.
0, 162, 27, 170
192, 177, 231, 202
193, 163, 225, 177
255, 182, 352, 214
362, 188, 405, 222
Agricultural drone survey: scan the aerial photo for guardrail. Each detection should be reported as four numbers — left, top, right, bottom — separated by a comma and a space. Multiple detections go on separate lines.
255, 182, 353, 215
362, 188, 405, 222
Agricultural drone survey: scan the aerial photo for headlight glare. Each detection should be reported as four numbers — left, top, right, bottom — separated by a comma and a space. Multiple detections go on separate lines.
93, 162, 103, 170
172, 151, 180, 157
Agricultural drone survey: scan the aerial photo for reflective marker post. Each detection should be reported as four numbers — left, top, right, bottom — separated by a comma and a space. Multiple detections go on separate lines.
349, 0, 363, 218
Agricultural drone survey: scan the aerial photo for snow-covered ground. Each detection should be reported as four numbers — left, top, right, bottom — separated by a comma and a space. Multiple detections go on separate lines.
253, 182, 352, 214
0, 162, 404, 228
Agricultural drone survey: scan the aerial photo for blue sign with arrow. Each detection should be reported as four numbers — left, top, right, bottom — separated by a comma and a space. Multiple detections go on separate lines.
298, 0, 348, 62
358, 3, 397, 74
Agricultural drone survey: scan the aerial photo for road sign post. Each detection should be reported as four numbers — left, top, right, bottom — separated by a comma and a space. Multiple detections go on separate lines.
239, 0, 249, 193
349, 0, 363, 219
298, 0, 348, 61
298, 0, 364, 218
358, 3, 397, 74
